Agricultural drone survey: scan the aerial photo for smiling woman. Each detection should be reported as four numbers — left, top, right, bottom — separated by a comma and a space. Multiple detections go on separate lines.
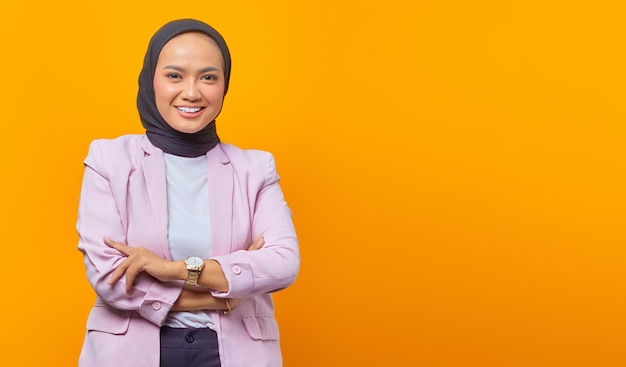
76, 19, 300, 367
153, 32, 226, 134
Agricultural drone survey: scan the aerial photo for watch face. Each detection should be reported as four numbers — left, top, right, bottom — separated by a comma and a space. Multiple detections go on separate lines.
187, 256, 203, 268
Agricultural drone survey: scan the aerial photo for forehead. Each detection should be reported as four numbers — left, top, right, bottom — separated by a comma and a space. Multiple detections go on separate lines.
157, 32, 223, 63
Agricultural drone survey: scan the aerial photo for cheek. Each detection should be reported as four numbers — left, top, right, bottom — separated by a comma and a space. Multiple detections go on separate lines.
205, 87, 225, 105
153, 80, 178, 117
153, 78, 171, 102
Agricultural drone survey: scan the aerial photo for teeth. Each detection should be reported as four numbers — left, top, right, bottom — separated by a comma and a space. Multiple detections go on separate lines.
178, 106, 202, 113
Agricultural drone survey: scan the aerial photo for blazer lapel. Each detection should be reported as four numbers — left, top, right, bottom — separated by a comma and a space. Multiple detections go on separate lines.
140, 138, 171, 259
206, 144, 234, 256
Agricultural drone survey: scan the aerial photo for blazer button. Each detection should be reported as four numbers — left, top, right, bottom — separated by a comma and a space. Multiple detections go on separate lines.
152, 301, 162, 310
232, 265, 242, 275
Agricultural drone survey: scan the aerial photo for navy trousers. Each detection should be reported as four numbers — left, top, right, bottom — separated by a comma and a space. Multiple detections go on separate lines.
160, 327, 221, 367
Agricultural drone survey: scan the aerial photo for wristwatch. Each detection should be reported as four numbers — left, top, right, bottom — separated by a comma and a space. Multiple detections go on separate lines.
184, 256, 205, 286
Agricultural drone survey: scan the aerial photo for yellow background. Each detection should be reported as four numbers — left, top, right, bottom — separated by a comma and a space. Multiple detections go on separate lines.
0, 0, 624, 366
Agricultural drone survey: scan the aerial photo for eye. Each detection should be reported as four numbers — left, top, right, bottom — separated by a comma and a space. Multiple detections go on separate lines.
201, 74, 217, 81
166, 72, 182, 79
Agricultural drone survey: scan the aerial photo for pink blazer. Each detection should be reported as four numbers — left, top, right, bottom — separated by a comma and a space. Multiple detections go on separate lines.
77, 135, 300, 367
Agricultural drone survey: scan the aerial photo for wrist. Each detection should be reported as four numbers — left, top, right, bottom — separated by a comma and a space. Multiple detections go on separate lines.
184, 256, 205, 286
174, 260, 187, 281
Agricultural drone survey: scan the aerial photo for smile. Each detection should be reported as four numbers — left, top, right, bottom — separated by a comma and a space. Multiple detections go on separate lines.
177, 106, 203, 113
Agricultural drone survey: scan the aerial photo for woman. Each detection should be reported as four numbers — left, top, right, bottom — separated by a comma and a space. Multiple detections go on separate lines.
77, 19, 300, 367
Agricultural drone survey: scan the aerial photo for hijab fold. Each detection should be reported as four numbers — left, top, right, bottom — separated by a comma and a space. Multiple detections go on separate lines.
137, 19, 231, 157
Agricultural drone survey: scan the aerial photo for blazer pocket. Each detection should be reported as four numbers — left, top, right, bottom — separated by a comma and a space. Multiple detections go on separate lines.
86, 304, 132, 335
242, 314, 280, 341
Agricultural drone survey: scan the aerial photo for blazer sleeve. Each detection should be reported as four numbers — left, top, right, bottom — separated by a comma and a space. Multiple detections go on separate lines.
211, 152, 300, 299
76, 140, 181, 326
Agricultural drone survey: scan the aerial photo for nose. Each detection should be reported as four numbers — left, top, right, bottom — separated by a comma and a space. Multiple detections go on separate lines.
181, 80, 201, 101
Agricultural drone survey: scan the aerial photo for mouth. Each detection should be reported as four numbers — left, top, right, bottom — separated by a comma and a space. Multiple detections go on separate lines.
176, 106, 204, 113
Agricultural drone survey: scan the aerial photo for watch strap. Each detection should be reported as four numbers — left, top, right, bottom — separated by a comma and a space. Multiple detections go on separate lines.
186, 269, 201, 285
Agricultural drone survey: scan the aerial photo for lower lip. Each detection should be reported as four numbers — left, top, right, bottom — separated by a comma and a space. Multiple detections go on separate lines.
176, 108, 205, 118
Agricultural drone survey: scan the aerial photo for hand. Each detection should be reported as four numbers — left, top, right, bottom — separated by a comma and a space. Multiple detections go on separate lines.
173, 288, 246, 312
225, 297, 245, 312
248, 235, 264, 251
104, 238, 183, 295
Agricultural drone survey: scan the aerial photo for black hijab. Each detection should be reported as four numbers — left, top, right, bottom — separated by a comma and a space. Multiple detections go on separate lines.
137, 19, 231, 157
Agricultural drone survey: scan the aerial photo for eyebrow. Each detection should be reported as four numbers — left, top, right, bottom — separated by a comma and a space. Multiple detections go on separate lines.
162, 65, 221, 73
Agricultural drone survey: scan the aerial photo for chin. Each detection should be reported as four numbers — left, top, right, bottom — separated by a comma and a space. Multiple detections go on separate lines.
180, 128, 205, 134
170, 122, 209, 134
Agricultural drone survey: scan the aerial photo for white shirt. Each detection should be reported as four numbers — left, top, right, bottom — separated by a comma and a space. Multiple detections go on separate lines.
163, 153, 214, 329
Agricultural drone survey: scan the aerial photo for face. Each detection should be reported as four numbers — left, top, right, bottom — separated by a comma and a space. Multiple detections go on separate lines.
153, 32, 225, 134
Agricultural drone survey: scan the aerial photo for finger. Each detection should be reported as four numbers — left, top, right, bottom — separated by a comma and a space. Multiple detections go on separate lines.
107, 258, 131, 285
231, 298, 245, 309
247, 235, 265, 251
104, 238, 133, 256
124, 264, 143, 295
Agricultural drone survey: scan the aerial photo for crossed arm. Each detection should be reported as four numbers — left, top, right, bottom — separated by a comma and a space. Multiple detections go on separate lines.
103, 235, 265, 312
